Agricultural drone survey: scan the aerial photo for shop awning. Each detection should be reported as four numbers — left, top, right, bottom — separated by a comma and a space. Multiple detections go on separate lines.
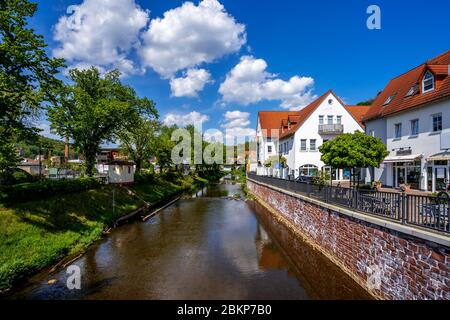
426, 152, 450, 162
383, 154, 423, 163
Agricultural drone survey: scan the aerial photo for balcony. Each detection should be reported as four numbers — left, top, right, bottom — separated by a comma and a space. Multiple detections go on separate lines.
318, 124, 344, 135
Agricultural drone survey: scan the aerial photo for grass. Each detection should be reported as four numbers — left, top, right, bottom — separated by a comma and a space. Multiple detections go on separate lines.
0, 172, 215, 292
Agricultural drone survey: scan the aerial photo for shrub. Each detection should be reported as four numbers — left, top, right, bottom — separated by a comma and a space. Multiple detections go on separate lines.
134, 171, 155, 184
11, 170, 34, 184
2, 177, 101, 203
161, 171, 182, 182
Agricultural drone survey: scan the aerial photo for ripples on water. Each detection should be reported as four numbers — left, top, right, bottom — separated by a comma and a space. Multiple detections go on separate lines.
7, 182, 371, 300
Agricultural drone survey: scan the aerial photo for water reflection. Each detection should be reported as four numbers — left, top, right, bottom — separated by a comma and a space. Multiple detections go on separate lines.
6, 183, 371, 300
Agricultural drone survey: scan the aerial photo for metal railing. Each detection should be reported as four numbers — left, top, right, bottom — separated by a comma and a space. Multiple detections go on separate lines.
248, 173, 450, 234
318, 124, 344, 134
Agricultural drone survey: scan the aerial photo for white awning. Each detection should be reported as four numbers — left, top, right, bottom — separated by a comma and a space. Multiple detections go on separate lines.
426, 153, 450, 162
383, 154, 423, 163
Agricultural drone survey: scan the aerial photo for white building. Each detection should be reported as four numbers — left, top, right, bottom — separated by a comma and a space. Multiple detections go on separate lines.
256, 90, 369, 179
97, 160, 135, 185
364, 50, 450, 192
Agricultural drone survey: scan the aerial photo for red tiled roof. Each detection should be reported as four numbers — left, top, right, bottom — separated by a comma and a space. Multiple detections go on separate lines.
278, 90, 333, 139
344, 105, 371, 128
363, 50, 450, 122
258, 90, 364, 139
258, 111, 299, 138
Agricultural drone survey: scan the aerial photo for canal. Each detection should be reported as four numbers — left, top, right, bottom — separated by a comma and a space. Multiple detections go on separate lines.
8, 183, 372, 300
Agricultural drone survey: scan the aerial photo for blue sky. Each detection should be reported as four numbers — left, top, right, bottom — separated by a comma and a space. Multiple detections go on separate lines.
31, 0, 450, 142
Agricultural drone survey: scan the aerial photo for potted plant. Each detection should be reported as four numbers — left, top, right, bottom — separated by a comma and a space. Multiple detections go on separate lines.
373, 180, 382, 190
399, 183, 411, 192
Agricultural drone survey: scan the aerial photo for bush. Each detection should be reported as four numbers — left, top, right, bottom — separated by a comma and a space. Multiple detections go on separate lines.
11, 170, 34, 184
357, 184, 375, 191
2, 177, 102, 203
161, 171, 182, 182
134, 171, 155, 184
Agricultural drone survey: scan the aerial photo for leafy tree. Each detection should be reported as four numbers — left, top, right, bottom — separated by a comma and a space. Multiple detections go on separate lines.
0, 0, 64, 179
356, 99, 374, 106
47, 68, 154, 176
0, 142, 21, 184
319, 131, 389, 187
153, 125, 177, 172
118, 118, 159, 173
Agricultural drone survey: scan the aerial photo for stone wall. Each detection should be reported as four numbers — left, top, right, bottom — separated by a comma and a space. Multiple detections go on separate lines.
248, 179, 450, 300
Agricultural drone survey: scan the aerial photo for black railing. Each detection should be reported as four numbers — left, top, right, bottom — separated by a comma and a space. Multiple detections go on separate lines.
247, 173, 450, 234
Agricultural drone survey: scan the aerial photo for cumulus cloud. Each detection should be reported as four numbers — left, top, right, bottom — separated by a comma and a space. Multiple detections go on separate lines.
163, 111, 209, 128
219, 56, 316, 110
170, 69, 212, 97
139, 0, 246, 78
221, 110, 255, 143
53, 0, 149, 76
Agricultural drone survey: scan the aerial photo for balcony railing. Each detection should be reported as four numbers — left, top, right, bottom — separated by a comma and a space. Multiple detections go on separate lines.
318, 124, 344, 134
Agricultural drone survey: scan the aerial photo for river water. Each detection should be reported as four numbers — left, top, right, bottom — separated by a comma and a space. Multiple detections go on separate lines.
8, 183, 371, 300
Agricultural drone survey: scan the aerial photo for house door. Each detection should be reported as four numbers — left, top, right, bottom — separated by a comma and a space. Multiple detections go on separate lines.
396, 167, 406, 187
435, 167, 447, 191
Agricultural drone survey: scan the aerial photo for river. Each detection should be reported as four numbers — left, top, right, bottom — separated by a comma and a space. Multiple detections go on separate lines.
7, 182, 371, 300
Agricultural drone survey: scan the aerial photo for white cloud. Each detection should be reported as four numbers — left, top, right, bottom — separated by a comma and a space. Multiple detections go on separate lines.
219, 56, 316, 110
170, 69, 212, 97
139, 0, 246, 78
163, 111, 209, 127
53, 0, 149, 76
221, 110, 255, 143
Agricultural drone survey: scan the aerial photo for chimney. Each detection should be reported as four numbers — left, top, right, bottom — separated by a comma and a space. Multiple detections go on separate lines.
64, 136, 69, 162
448, 64, 450, 76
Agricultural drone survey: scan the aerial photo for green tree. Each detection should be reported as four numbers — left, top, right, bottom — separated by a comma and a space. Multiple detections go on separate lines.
118, 118, 159, 173
153, 125, 177, 172
0, 0, 64, 179
319, 131, 389, 187
47, 67, 154, 176
0, 142, 21, 184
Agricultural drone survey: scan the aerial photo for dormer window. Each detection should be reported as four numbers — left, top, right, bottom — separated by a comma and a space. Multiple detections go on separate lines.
383, 92, 397, 106
405, 84, 419, 97
422, 70, 435, 93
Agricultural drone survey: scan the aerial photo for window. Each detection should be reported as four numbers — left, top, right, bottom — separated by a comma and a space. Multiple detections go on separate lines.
327, 115, 333, 124
394, 123, 402, 139
266, 137, 272, 142
422, 71, 435, 93
336, 116, 342, 124
300, 164, 318, 177
432, 113, 442, 132
310, 139, 316, 151
405, 84, 419, 97
300, 139, 307, 151
383, 93, 397, 106
369, 130, 375, 137
319, 115, 324, 125
268, 146, 272, 153
410, 119, 419, 136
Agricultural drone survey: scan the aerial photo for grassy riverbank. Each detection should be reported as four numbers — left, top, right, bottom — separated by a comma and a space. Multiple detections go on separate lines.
0, 172, 220, 292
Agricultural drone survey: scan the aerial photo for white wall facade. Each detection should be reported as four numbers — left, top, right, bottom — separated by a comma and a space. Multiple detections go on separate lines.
381, 100, 449, 192
256, 120, 279, 175
279, 93, 364, 179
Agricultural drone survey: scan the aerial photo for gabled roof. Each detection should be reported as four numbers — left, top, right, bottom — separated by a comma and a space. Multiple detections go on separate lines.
258, 90, 369, 139
257, 111, 298, 138
278, 90, 333, 139
345, 105, 371, 128
363, 50, 450, 122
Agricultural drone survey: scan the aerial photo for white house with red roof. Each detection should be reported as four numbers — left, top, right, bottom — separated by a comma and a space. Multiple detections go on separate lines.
256, 90, 368, 179
363, 50, 450, 192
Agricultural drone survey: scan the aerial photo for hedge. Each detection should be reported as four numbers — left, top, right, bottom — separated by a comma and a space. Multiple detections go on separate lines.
1, 177, 102, 204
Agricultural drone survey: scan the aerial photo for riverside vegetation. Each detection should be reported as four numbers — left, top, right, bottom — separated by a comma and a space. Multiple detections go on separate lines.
0, 170, 224, 292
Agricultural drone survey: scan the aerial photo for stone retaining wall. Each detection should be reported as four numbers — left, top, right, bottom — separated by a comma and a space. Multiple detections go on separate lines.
247, 178, 450, 300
